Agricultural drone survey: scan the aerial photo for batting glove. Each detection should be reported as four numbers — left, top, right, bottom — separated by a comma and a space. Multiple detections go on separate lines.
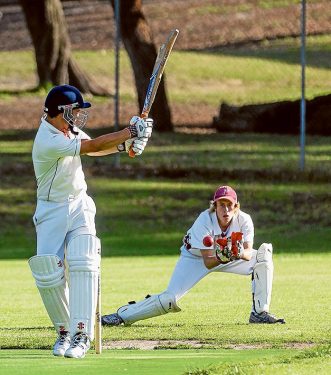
128, 116, 153, 138
130, 138, 148, 156
117, 138, 133, 153
117, 138, 148, 156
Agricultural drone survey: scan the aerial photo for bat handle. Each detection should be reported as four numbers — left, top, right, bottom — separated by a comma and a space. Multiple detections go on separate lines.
128, 148, 136, 158
128, 113, 148, 158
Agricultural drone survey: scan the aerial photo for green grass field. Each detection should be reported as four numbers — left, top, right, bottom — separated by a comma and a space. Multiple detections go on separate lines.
1, 34, 330, 104
0, 129, 331, 374
0, 255, 330, 374
0, 348, 310, 375
0, 5, 330, 371
1, 254, 331, 346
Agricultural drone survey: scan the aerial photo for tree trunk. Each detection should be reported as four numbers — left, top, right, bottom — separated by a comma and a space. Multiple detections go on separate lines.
110, 0, 173, 132
213, 94, 331, 135
19, 0, 111, 96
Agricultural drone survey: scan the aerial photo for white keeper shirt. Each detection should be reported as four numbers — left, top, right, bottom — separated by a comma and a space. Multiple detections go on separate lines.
32, 118, 90, 202
182, 209, 254, 256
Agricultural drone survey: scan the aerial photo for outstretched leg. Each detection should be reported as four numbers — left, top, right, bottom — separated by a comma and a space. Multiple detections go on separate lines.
102, 250, 210, 326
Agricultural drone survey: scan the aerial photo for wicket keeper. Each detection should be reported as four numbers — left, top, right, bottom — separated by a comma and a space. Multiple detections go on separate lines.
102, 185, 285, 327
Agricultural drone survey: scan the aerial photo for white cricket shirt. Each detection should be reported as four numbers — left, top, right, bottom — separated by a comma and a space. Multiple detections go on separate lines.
183, 209, 254, 256
32, 118, 90, 202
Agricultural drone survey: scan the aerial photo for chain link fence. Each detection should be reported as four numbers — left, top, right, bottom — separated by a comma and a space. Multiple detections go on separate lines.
146, 0, 331, 105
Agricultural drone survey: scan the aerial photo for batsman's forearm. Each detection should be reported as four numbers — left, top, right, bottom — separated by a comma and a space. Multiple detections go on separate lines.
80, 128, 131, 154
87, 148, 119, 157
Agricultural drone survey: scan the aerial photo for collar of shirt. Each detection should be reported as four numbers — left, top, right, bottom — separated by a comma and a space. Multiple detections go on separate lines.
41, 118, 74, 139
41, 117, 60, 134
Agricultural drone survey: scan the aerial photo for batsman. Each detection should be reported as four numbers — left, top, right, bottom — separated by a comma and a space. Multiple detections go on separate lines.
102, 185, 285, 327
29, 84, 153, 358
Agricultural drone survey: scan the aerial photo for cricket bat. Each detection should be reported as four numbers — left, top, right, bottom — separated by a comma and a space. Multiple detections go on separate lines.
129, 28, 179, 157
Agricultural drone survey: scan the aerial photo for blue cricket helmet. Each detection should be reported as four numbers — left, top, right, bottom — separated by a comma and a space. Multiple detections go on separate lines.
44, 85, 91, 118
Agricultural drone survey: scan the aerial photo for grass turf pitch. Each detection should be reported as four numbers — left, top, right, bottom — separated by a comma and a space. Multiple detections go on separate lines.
0, 348, 297, 375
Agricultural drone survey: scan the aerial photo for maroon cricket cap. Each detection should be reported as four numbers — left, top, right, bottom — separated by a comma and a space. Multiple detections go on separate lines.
213, 185, 237, 204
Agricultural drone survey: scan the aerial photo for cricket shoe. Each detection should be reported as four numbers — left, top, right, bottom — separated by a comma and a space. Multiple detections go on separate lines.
101, 313, 124, 326
64, 333, 90, 358
249, 311, 285, 324
53, 331, 71, 357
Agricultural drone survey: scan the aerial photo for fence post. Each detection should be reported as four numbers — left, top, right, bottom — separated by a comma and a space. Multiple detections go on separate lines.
113, 0, 121, 167
299, 0, 306, 171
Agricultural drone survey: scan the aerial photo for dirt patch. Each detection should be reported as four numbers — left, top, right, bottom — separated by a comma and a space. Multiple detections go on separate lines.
104, 340, 205, 350
226, 342, 316, 350
103, 340, 317, 350
0, 98, 216, 130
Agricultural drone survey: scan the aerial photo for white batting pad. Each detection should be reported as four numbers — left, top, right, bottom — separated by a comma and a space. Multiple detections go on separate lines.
66, 234, 101, 340
29, 255, 69, 333
252, 243, 274, 313
118, 292, 181, 325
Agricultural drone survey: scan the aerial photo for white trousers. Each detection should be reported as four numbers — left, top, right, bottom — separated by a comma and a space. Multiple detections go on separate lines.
166, 247, 257, 301
33, 193, 96, 259
32, 193, 97, 337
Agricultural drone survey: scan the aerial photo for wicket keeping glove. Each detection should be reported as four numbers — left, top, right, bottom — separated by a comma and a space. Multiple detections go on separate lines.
230, 239, 244, 260
215, 237, 232, 263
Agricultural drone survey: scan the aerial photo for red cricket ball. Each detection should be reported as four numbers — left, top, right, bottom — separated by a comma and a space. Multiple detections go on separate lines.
203, 235, 214, 247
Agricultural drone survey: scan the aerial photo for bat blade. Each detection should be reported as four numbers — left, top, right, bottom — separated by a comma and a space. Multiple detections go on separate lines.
141, 28, 179, 118
129, 29, 179, 157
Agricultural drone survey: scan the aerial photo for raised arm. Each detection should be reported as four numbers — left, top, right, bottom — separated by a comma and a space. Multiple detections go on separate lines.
80, 117, 153, 156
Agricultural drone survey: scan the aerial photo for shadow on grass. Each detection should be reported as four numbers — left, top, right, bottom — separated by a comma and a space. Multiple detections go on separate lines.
0, 326, 53, 331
